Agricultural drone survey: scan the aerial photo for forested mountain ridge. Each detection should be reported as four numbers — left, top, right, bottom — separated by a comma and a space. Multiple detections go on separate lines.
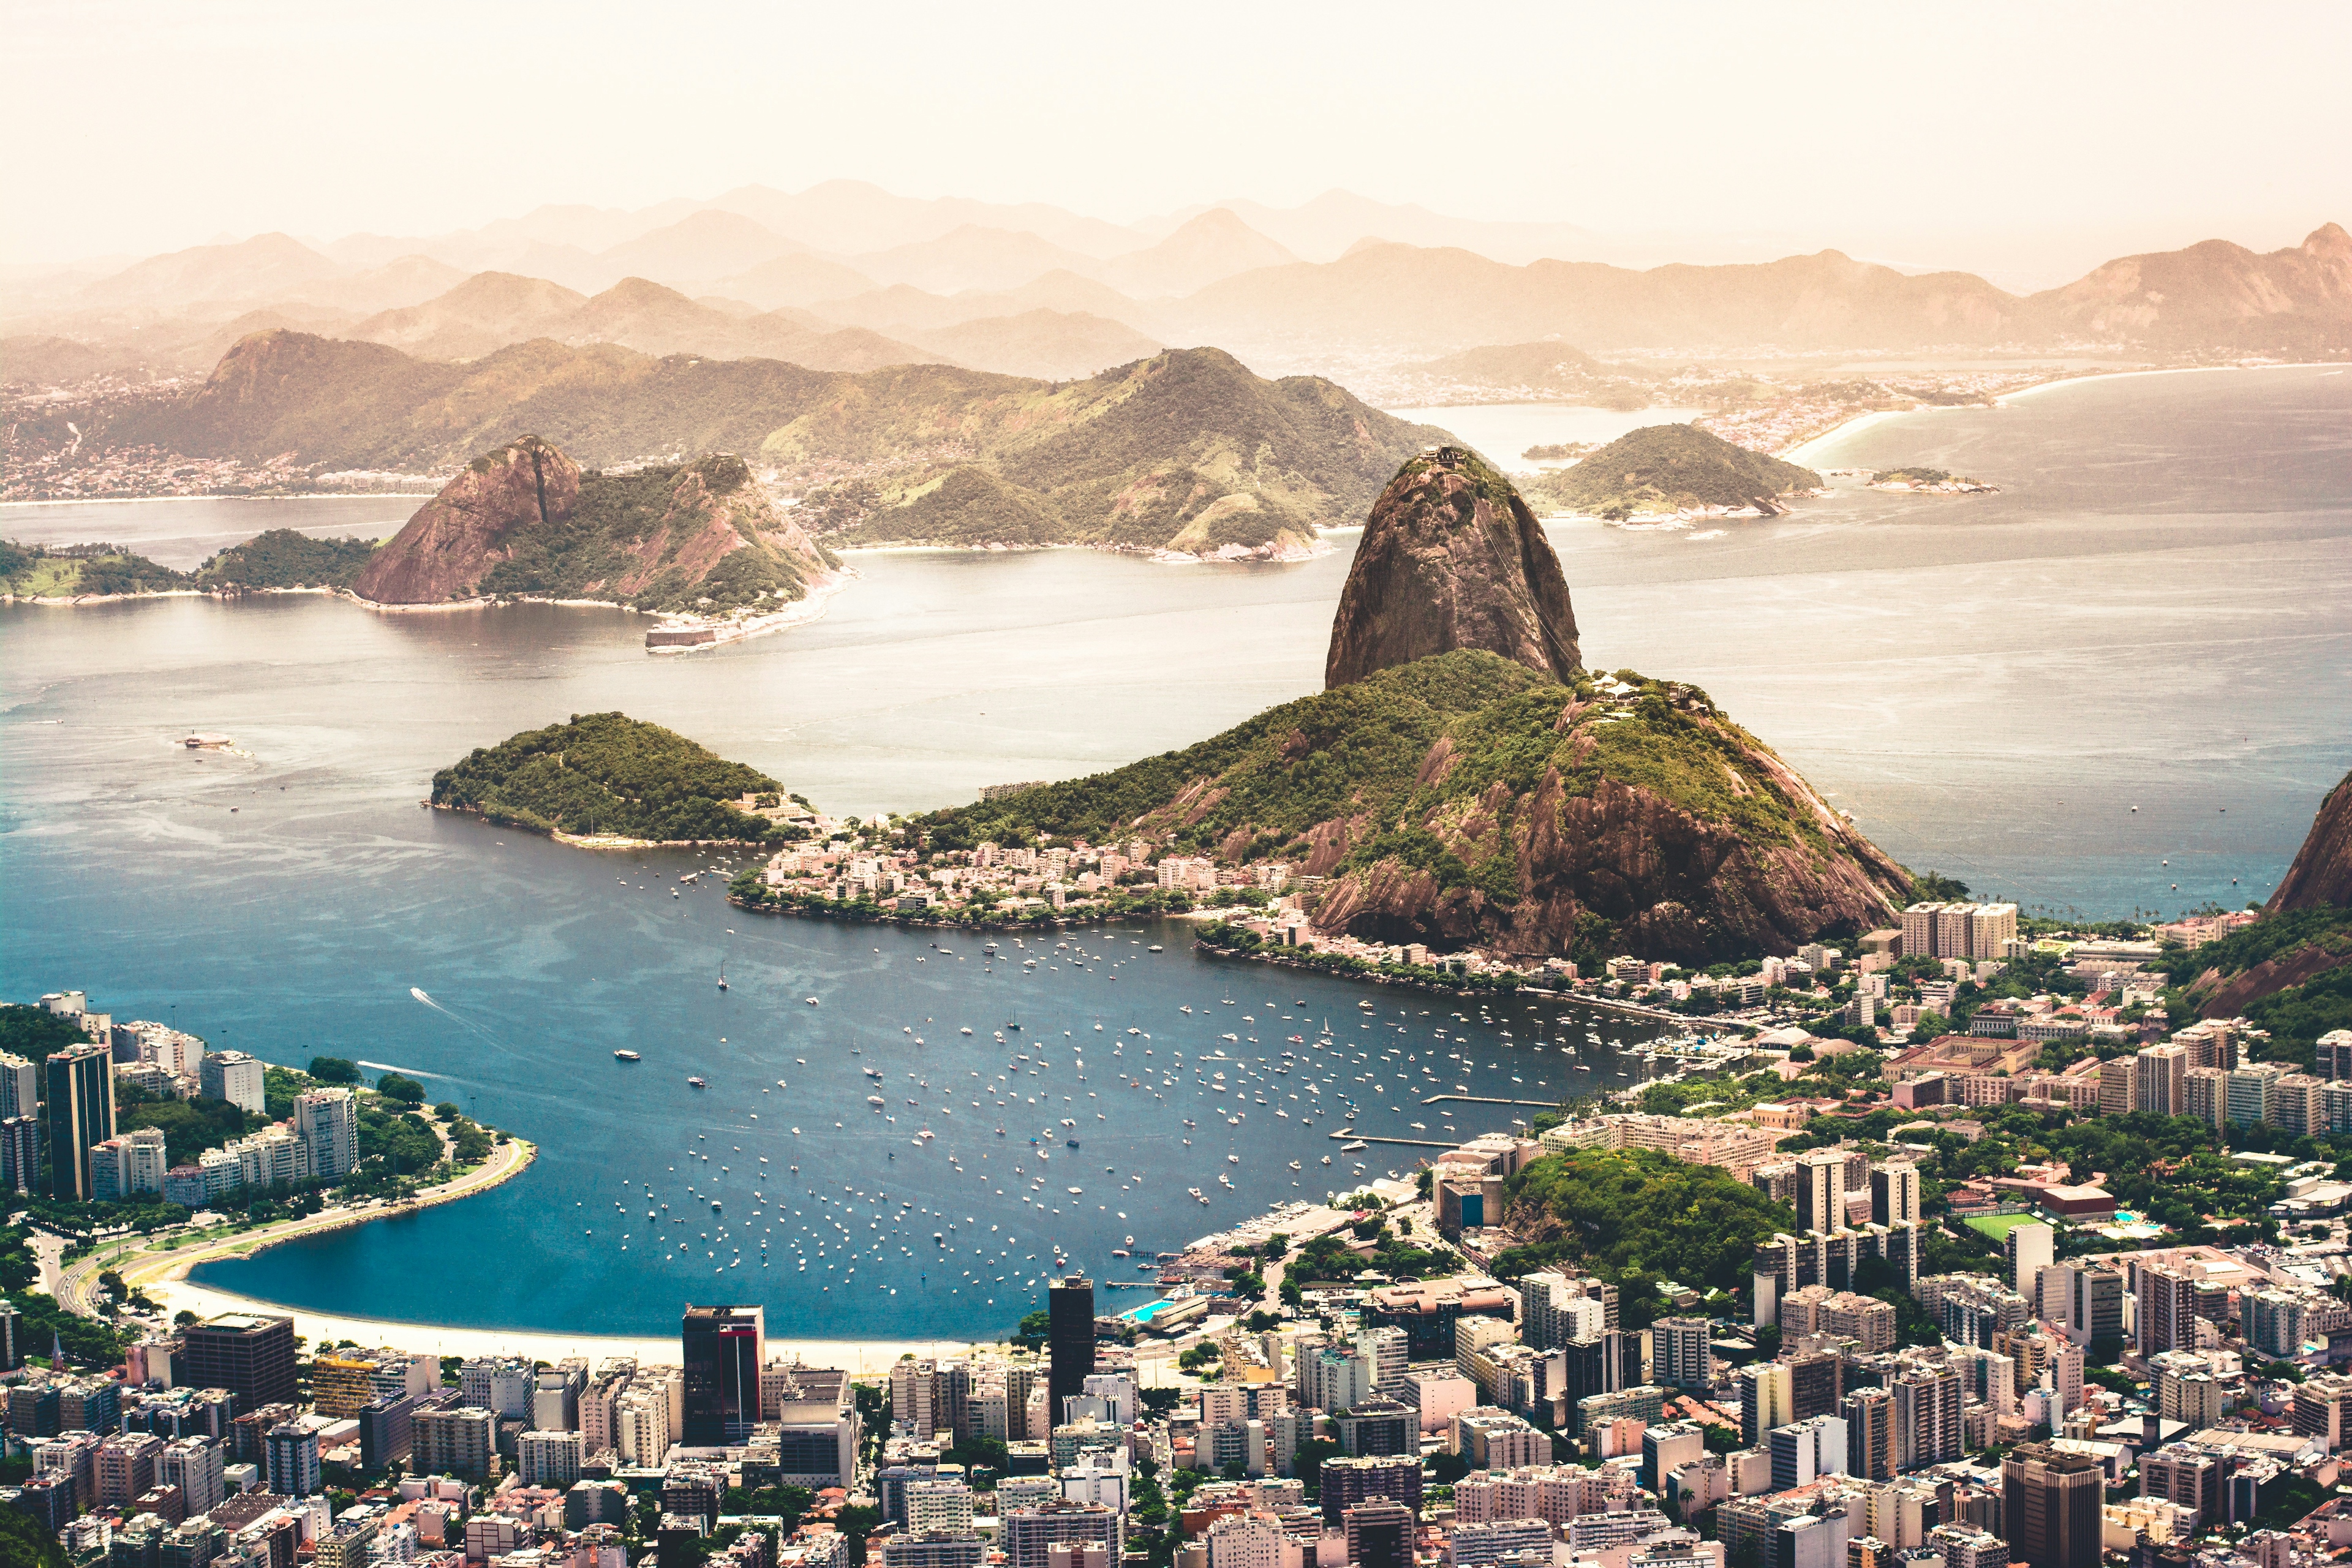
105, 336, 1441, 556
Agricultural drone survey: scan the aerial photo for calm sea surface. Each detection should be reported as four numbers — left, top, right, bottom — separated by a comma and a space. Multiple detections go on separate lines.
1, 364, 2346, 1338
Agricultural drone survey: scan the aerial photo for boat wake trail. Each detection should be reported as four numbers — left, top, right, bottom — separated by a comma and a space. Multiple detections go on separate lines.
406, 986, 501, 1045
356, 1060, 451, 1080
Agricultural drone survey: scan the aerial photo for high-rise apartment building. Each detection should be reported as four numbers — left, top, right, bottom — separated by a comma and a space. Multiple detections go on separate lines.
178, 1314, 297, 1410
1869, 1163, 1920, 1227
43, 1044, 115, 1201
2005, 1224, 2054, 1297
1842, 1390, 1895, 1482
0, 1112, 36, 1199
1741, 1362, 1793, 1446
2098, 1060, 2136, 1117
682, 1305, 764, 1444
1651, 1318, 1712, 1390
1343, 1499, 1416, 1568
1049, 1277, 1096, 1417
198, 1050, 265, 1117
2136, 1266, 2197, 1357
293, 1088, 360, 1181
0, 1053, 37, 1120
2135, 1045, 2187, 1118
2002, 1443, 2102, 1568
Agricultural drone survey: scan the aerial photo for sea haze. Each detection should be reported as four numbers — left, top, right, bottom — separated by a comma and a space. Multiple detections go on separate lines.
0, 364, 2346, 1336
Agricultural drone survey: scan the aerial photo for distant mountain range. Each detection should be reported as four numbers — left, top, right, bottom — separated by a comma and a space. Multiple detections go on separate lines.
104, 334, 1440, 557
6, 181, 2343, 390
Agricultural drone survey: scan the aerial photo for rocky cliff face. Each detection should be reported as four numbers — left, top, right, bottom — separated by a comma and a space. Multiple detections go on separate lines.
2269, 769, 2352, 911
353, 441, 835, 612
1326, 447, 1580, 688
355, 436, 579, 603
1305, 672, 1913, 962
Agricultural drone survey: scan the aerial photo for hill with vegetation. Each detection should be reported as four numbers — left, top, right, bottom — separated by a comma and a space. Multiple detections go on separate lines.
1, 538, 190, 598
916, 649, 1910, 962
108, 333, 1437, 556
1493, 1145, 1795, 1313
197, 528, 381, 589
352, 439, 837, 611
2158, 905, 2352, 1064
432, 712, 797, 844
1528, 423, 1821, 518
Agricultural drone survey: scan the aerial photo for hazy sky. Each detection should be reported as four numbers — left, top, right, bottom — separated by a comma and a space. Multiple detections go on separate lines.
7, 0, 2347, 284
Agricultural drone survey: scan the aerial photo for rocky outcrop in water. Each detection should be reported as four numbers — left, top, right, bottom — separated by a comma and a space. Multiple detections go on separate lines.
355, 437, 579, 604
1325, 446, 1580, 688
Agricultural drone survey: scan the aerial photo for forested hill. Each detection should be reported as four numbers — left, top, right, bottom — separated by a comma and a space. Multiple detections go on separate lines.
916, 650, 1910, 963
105, 333, 1442, 556
432, 712, 796, 845
1526, 423, 1820, 518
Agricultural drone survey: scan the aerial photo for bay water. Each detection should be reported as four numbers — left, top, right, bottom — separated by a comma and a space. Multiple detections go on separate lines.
1, 364, 2346, 1338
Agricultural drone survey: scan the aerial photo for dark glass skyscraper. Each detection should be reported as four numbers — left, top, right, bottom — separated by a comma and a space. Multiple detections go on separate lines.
1047, 1276, 1095, 1418
682, 1304, 765, 1444
43, 1044, 114, 1202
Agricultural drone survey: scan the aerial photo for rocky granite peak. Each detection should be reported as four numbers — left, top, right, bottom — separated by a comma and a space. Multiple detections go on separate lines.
1325, 445, 1581, 688
2269, 769, 2352, 911
354, 435, 579, 604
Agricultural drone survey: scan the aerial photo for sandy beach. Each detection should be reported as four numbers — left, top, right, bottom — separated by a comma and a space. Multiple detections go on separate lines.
146, 1275, 976, 1371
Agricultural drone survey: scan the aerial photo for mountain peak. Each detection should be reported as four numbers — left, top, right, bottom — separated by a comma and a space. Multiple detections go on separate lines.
1325, 446, 1581, 689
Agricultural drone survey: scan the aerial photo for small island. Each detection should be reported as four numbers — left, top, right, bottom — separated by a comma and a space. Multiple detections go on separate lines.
1521, 440, 1591, 461
1866, 466, 2000, 494
1525, 423, 1822, 522
431, 712, 816, 847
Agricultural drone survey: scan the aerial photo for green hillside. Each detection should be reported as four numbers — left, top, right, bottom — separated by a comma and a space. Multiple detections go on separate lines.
921, 650, 1834, 864
431, 712, 788, 843
197, 528, 381, 589
918, 648, 1906, 960
1, 538, 190, 597
105, 334, 1438, 554
1525, 423, 1821, 518
921, 651, 1542, 854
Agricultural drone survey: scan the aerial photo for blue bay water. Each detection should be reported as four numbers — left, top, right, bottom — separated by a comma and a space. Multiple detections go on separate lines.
1, 364, 2346, 1338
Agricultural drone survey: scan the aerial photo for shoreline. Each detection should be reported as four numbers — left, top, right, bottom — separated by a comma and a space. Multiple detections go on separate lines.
1782, 360, 2339, 467
0, 492, 436, 510
144, 1275, 978, 1372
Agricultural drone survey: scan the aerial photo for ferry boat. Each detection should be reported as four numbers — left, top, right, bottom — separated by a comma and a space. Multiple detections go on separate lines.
614, 1050, 641, 1061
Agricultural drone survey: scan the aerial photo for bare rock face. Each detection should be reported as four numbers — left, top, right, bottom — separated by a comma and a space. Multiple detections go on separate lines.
2269, 769, 2352, 911
1325, 446, 1580, 688
354, 436, 581, 604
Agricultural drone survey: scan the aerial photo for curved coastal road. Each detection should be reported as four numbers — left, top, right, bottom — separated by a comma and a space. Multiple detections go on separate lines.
56, 1137, 534, 1319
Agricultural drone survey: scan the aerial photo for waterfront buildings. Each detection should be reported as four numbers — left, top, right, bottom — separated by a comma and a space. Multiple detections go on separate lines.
682, 1304, 766, 1444
176, 1314, 296, 1411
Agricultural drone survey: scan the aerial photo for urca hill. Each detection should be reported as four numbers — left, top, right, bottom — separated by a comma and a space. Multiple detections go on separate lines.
922, 454, 1911, 962
353, 437, 837, 611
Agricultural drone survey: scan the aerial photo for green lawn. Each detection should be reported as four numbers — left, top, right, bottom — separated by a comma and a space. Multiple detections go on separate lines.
1965, 1213, 2046, 1242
